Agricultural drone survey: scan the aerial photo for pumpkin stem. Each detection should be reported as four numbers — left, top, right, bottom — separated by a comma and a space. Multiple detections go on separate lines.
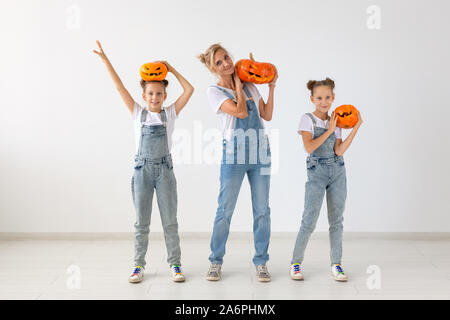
249, 52, 255, 61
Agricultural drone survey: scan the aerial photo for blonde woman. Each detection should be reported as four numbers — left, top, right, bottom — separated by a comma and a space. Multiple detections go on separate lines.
198, 44, 277, 282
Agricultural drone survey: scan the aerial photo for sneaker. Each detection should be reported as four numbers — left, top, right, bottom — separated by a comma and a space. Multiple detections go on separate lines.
256, 265, 271, 282
171, 264, 185, 282
331, 264, 348, 282
289, 263, 304, 280
128, 266, 144, 283
206, 264, 222, 281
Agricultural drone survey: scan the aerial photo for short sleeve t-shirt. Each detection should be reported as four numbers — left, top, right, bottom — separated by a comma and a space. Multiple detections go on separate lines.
297, 113, 342, 155
132, 102, 178, 154
207, 82, 265, 141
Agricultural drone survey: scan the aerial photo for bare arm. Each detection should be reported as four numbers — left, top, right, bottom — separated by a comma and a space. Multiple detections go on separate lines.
218, 70, 248, 119
258, 68, 277, 121
159, 61, 194, 116
301, 111, 337, 154
301, 130, 334, 154
93, 40, 135, 114
334, 111, 363, 156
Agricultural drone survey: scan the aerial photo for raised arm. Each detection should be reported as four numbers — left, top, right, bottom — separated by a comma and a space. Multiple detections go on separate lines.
159, 61, 194, 116
258, 67, 278, 121
93, 40, 135, 114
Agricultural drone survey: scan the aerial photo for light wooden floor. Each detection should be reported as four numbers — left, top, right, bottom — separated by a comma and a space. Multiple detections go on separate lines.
0, 232, 449, 300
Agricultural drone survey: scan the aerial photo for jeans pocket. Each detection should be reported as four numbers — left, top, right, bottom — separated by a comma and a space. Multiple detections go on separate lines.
306, 160, 316, 170
134, 157, 145, 170
165, 156, 174, 170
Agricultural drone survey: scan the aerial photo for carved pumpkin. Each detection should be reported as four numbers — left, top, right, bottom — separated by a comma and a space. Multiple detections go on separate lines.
235, 53, 276, 84
139, 62, 168, 81
335, 105, 359, 129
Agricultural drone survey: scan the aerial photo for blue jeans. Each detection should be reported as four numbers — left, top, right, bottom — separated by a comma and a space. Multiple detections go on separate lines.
291, 156, 347, 266
209, 141, 271, 266
132, 154, 181, 267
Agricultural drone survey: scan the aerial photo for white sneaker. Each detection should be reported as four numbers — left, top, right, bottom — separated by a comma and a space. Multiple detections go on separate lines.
171, 264, 185, 282
289, 263, 304, 280
128, 266, 144, 283
331, 264, 348, 281
206, 264, 222, 281
256, 265, 271, 282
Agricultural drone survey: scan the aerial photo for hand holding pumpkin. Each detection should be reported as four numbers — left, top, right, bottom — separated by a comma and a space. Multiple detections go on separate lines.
354, 111, 363, 129
155, 61, 174, 74
268, 67, 278, 88
328, 111, 338, 133
233, 69, 243, 91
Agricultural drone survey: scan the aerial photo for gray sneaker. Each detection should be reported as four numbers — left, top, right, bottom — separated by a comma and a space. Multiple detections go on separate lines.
206, 264, 222, 281
256, 265, 271, 282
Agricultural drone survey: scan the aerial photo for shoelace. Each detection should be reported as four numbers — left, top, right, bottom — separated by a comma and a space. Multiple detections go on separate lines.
172, 265, 182, 274
258, 266, 269, 276
335, 265, 344, 274
132, 266, 142, 275
210, 264, 220, 273
293, 264, 301, 273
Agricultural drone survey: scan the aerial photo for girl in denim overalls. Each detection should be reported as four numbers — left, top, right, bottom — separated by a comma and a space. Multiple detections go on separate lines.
93, 41, 194, 283
198, 44, 277, 282
289, 78, 362, 282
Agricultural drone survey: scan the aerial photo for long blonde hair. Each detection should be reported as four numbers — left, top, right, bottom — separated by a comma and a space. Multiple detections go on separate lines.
198, 43, 229, 73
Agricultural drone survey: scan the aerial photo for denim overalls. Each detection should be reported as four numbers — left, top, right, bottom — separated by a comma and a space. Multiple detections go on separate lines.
209, 83, 272, 267
131, 108, 181, 268
291, 113, 347, 266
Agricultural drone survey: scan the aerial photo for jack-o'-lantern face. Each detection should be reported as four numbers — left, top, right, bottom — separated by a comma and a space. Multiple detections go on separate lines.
335, 105, 359, 129
235, 53, 276, 84
139, 62, 168, 81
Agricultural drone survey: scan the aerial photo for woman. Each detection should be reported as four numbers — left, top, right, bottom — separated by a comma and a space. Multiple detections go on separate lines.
198, 44, 277, 282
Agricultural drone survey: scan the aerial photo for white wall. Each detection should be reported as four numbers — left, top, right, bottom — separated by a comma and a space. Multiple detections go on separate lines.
1, 0, 449, 233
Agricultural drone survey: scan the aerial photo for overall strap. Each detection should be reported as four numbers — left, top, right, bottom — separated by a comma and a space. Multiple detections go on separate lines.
242, 83, 254, 101
306, 113, 317, 126
211, 85, 235, 100
306, 113, 317, 139
160, 109, 167, 127
141, 108, 148, 125
140, 108, 167, 127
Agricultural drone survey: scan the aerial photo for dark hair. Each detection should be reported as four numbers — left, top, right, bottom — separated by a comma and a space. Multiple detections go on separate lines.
307, 77, 335, 95
140, 79, 169, 92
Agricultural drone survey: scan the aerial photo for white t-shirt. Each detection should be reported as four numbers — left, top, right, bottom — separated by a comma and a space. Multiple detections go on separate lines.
207, 82, 265, 141
297, 113, 342, 155
132, 102, 178, 153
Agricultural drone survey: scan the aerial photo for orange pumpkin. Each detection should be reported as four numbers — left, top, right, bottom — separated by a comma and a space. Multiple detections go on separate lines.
335, 105, 359, 129
139, 62, 168, 81
235, 53, 276, 84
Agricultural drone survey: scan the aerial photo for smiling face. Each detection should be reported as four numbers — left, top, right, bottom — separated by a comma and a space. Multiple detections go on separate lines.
213, 49, 234, 77
310, 85, 335, 114
142, 82, 167, 112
